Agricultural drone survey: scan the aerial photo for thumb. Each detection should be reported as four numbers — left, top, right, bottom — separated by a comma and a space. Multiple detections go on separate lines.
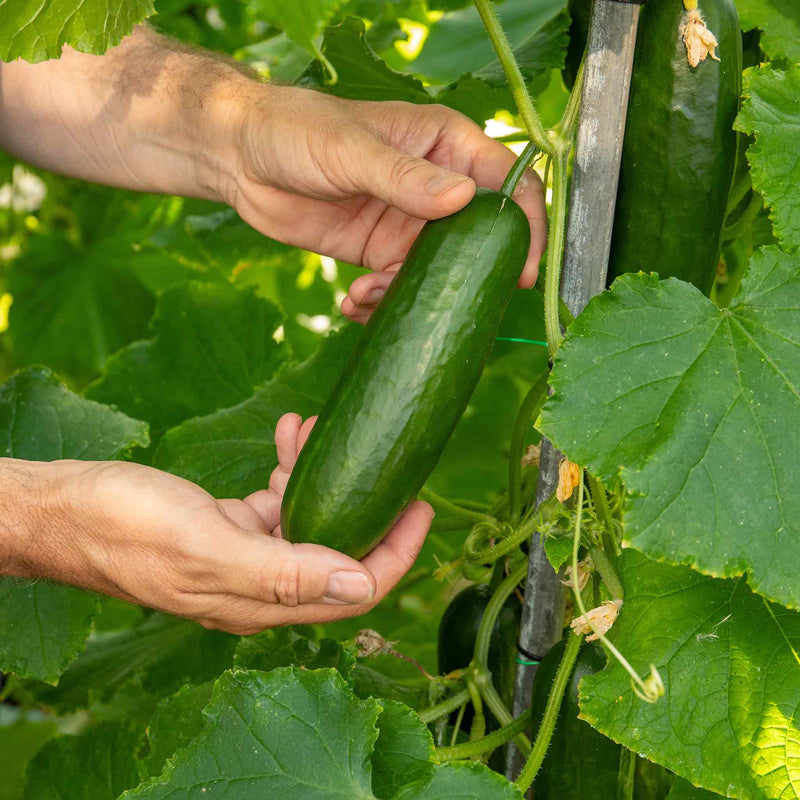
356, 139, 476, 220
226, 534, 377, 607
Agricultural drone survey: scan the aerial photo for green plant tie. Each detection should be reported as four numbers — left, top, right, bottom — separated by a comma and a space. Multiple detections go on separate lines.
495, 336, 549, 347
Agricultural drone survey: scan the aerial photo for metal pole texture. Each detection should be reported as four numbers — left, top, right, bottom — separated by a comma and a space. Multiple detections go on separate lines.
507, 0, 642, 783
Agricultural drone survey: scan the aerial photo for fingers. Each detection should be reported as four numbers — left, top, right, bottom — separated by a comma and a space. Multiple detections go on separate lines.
341, 271, 396, 323
275, 412, 303, 467
354, 138, 477, 221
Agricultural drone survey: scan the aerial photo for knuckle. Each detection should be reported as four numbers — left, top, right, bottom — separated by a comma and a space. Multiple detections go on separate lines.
271, 560, 304, 607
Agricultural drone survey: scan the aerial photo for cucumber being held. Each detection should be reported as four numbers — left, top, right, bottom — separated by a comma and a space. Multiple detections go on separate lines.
281, 185, 530, 559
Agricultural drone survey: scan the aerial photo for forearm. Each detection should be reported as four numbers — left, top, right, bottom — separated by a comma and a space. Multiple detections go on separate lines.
0, 25, 259, 202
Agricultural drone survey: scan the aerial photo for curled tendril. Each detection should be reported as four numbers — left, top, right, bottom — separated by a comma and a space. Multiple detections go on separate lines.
632, 665, 665, 704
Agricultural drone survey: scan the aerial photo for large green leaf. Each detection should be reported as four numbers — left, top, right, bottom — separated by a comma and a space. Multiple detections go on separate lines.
26, 613, 237, 713
540, 247, 800, 609
0, 0, 155, 62
579, 551, 800, 800
0, 708, 57, 800
153, 324, 361, 497
736, 65, 800, 251
87, 281, 286, 440
410, 0, 566, 84
250, 0, 340, 61
299, 18, 432, 103
0, 368, 148, 683
667, 779, 723, 800
735, 0, 800, 62
23, 721, 142, 800
394, 763, 523, 800
8, 233, 155, 379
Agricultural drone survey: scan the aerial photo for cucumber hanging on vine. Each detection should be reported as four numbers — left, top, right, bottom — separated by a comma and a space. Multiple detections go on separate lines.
608, 0, 742, 293
281, 152, 534, 559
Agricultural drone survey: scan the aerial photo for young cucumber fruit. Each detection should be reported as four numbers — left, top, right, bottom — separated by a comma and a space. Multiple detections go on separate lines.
281, 189, 529, 559
608, 0, 742, 293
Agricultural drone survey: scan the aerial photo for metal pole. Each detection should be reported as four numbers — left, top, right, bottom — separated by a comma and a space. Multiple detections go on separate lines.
507, 0, 642, 783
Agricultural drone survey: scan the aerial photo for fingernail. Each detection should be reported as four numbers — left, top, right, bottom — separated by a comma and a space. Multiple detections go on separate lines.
365, 288, 384, 303
426, 172, 470, 196
324, 571, 374, 605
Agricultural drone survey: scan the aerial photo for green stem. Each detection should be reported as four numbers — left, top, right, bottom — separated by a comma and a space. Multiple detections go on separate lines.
477, 674, 532, 756
544, 151, 571, 358
558, 55, 585, 140
588, 546, 624, 601
617, 748, 637, 800
501, 141, 539, 198
419, 689, 471, 723
515, 632, 583, 791
473, 560, 529, 668
471, 0, 553, 154
449, 700, 467, 747
722, 191, 762, 242
508, 373, 550, 523
465, 517, 534, 565
419, 487, 494, 525
435, 709, 532, 762
430, 517, 473, 533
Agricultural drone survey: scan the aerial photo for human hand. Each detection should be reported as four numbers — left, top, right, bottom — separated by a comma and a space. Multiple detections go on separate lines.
0, 435, 432, 635
228, 89, 546, 320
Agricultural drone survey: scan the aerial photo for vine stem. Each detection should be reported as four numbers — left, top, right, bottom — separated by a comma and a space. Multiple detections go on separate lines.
617, 748, 636, 800
587, 473, 619, 556
501, 141, 539, 198
435, 709, 532, 762
419, 487, 494, 525
571, 475, 664, 704
544, 151, 571, 358
515, 632, 582, 791
419, 689, 470, 723
588, 545, 624, 601
508, 373, 549, 523
465, 519, 534, 565
474, 560, 529, 668
471, 0, 553, 155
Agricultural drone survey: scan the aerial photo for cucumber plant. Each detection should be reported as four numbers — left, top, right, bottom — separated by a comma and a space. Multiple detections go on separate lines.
0, 1, 798, 799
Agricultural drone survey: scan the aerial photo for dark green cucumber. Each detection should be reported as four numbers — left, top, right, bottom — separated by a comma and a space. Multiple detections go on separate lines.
437, 583, 521, 726
281, 189, 529, 558
531, 640, 673, 799
608, 0, 742, 294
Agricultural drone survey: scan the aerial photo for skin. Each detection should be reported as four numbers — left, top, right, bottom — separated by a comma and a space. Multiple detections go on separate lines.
0, 26, 546, 633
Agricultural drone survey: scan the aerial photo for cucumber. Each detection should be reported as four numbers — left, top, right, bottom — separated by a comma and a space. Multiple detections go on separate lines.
281, 189, 529, 559
608, 0, 742, 293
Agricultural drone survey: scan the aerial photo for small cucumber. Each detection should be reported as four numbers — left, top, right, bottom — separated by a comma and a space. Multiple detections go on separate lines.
608, 0, 742, 293
281, 189, 529, 559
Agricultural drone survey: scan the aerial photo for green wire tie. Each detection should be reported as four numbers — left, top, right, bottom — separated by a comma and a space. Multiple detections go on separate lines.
495, 336, 549, 347
516, 656, 541, 666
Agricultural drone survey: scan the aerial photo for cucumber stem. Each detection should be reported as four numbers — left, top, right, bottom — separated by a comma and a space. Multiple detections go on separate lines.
508, 373, 549, 523
617, 748, 637, 800
544, 151, 571, 358
435, 708, 532, 762
475, 672, 532, 756
419, 688, 471, 723
419, 487, 495, 525
588, 546, 624, 601
515, 632, 583, 791
501, 141, 539, 198
471, 0, 553, 155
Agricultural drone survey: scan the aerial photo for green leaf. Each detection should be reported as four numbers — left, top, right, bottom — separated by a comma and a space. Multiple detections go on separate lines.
736, 65, 800, 251
372, 700, 434, 800
579, 550, 800, 800
234, 628, 358, 685
0, 0, 155, 62
0, 708, 57, 800
23, 721, 142, 800
8, 234, 155, 379
393, 763, 523, 800
153, 324, 361, 497
122, 668, 381, 799
139, 683, 214, 780
299, 18, 432, 104
540, 247, 800, 609
87, 281, 286, 440
735, 0, 800, 62
26, 613, 237, 713
667, 778, 723, 800
0, 368, 148, 683
411, 0, 566, 84
251, 0, 341, 61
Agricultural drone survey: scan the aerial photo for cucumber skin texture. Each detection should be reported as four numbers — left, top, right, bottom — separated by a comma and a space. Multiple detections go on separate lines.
281, 189, 530, 559
437, 583, 522, 727
608, 0, 742, 294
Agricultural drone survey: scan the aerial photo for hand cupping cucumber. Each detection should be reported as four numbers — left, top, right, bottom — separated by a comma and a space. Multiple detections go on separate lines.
281, 188, 530, 558
608, 0, 742, 293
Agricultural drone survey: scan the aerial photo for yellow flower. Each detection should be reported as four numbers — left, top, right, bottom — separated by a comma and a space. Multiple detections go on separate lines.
556, 458, 581, 502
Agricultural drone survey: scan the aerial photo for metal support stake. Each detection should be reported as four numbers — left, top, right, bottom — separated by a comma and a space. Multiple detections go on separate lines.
506, 0, 642, 783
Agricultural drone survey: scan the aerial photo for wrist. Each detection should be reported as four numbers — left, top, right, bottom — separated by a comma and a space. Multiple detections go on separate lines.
0, 459, 53, 577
